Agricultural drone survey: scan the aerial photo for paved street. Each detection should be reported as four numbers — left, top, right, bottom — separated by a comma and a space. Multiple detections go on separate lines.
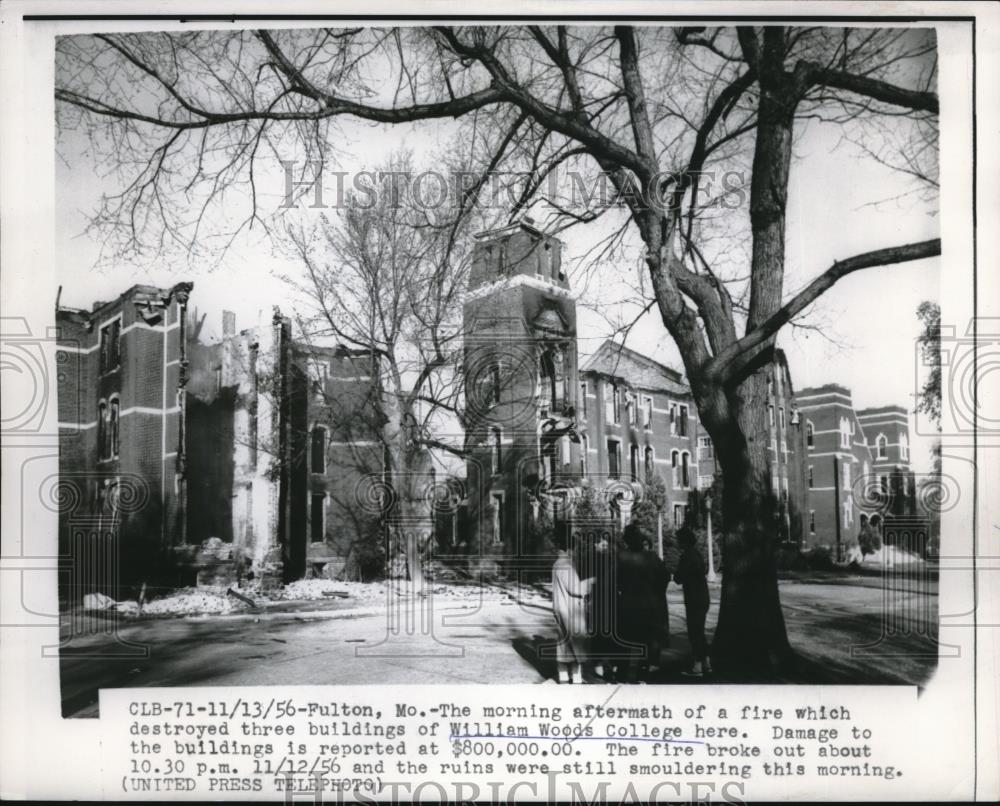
59, 576, 939, 718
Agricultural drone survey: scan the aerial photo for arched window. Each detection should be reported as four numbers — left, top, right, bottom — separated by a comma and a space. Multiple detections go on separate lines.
490, 426, 502, 474
644, 446, 654, 479
681, 451, 691, 489
559, 435, 571, 467
310, 426, 327, 473
899, 433, 909, 461
539, 351, 557, 411
671, 450, 680, 489
607, 439, 621, 479
97, 400, 108, 459
876, 434, 888, 459
629, 444, 640, 480
806, 421, 815, 448
839, 417, 851, 449
808, 465, 814, 489
489, 362, 502, 405
109, 396, 120, 458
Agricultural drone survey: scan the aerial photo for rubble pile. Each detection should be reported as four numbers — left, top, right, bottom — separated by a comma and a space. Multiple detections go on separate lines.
142, 588, 242, 616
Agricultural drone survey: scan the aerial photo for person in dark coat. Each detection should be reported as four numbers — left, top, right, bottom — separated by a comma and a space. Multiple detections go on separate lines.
615, 521, 670, 683
673, 526, 712, 676
585, 531, 617, 681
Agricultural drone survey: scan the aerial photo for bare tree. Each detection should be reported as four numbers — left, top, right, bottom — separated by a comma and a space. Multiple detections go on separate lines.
285, 151, 476, 589
56, 24, 939, 676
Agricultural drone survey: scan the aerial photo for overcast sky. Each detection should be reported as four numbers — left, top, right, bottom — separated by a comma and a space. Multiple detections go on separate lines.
55, 29, 941, 474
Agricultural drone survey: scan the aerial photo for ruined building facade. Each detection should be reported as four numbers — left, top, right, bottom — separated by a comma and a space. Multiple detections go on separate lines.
57, 241, 918, 594
56, 284, 382, 594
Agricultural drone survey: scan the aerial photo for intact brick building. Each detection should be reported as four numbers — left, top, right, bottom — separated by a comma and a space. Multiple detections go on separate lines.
579, 341, 702, 530
57, 284, 382, 593
796, 385, 915, 555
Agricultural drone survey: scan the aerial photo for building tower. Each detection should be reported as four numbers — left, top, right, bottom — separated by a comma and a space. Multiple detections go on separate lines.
462, 217, 580, 571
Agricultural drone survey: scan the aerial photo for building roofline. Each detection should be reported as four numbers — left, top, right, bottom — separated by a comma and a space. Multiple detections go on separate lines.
582, 339, 685, 383
796, 383, 853, 397
856, 406, 909, 417
56, 282, 193, 322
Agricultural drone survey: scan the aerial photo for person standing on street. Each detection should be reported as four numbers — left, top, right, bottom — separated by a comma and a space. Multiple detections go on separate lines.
551, 533, 592, 684
674, 526, 712, 677
616, 521, 670, 682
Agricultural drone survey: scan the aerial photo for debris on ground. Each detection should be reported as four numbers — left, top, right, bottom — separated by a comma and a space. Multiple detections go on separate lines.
142, 588, 242, 616
274, 577, 540, 604
81, 573, 550, 619
874, 544, 926, 567
83, 592, 116, 611
226, 587, 257, 607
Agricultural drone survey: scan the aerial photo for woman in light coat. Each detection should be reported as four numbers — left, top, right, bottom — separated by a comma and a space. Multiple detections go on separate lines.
551, 533, 592, 684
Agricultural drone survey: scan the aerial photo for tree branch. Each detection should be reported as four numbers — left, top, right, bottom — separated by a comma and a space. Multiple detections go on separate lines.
706, 238, 941, 381
803, 62, 939, 113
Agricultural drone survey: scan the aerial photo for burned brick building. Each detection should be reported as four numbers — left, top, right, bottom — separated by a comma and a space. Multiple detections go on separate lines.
56, 283, 382, 594
460, 219, 911, 568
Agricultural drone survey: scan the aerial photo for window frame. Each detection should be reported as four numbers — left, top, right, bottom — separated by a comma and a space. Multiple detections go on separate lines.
310, 425, 328, 474
607, 437, 622, 479
98, 314, 122, 375
490, 491, 505, 546
310, 491, 326, 542
490, 426, 503, 475
108, 395, 120, 459
642, 395, 653, 431
97, 399, 108, 460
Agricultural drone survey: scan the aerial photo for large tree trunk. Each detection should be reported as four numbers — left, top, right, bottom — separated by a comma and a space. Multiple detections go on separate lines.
706, 28, 798, 678
708, 372, 794, 678
398, 468, 428, 592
